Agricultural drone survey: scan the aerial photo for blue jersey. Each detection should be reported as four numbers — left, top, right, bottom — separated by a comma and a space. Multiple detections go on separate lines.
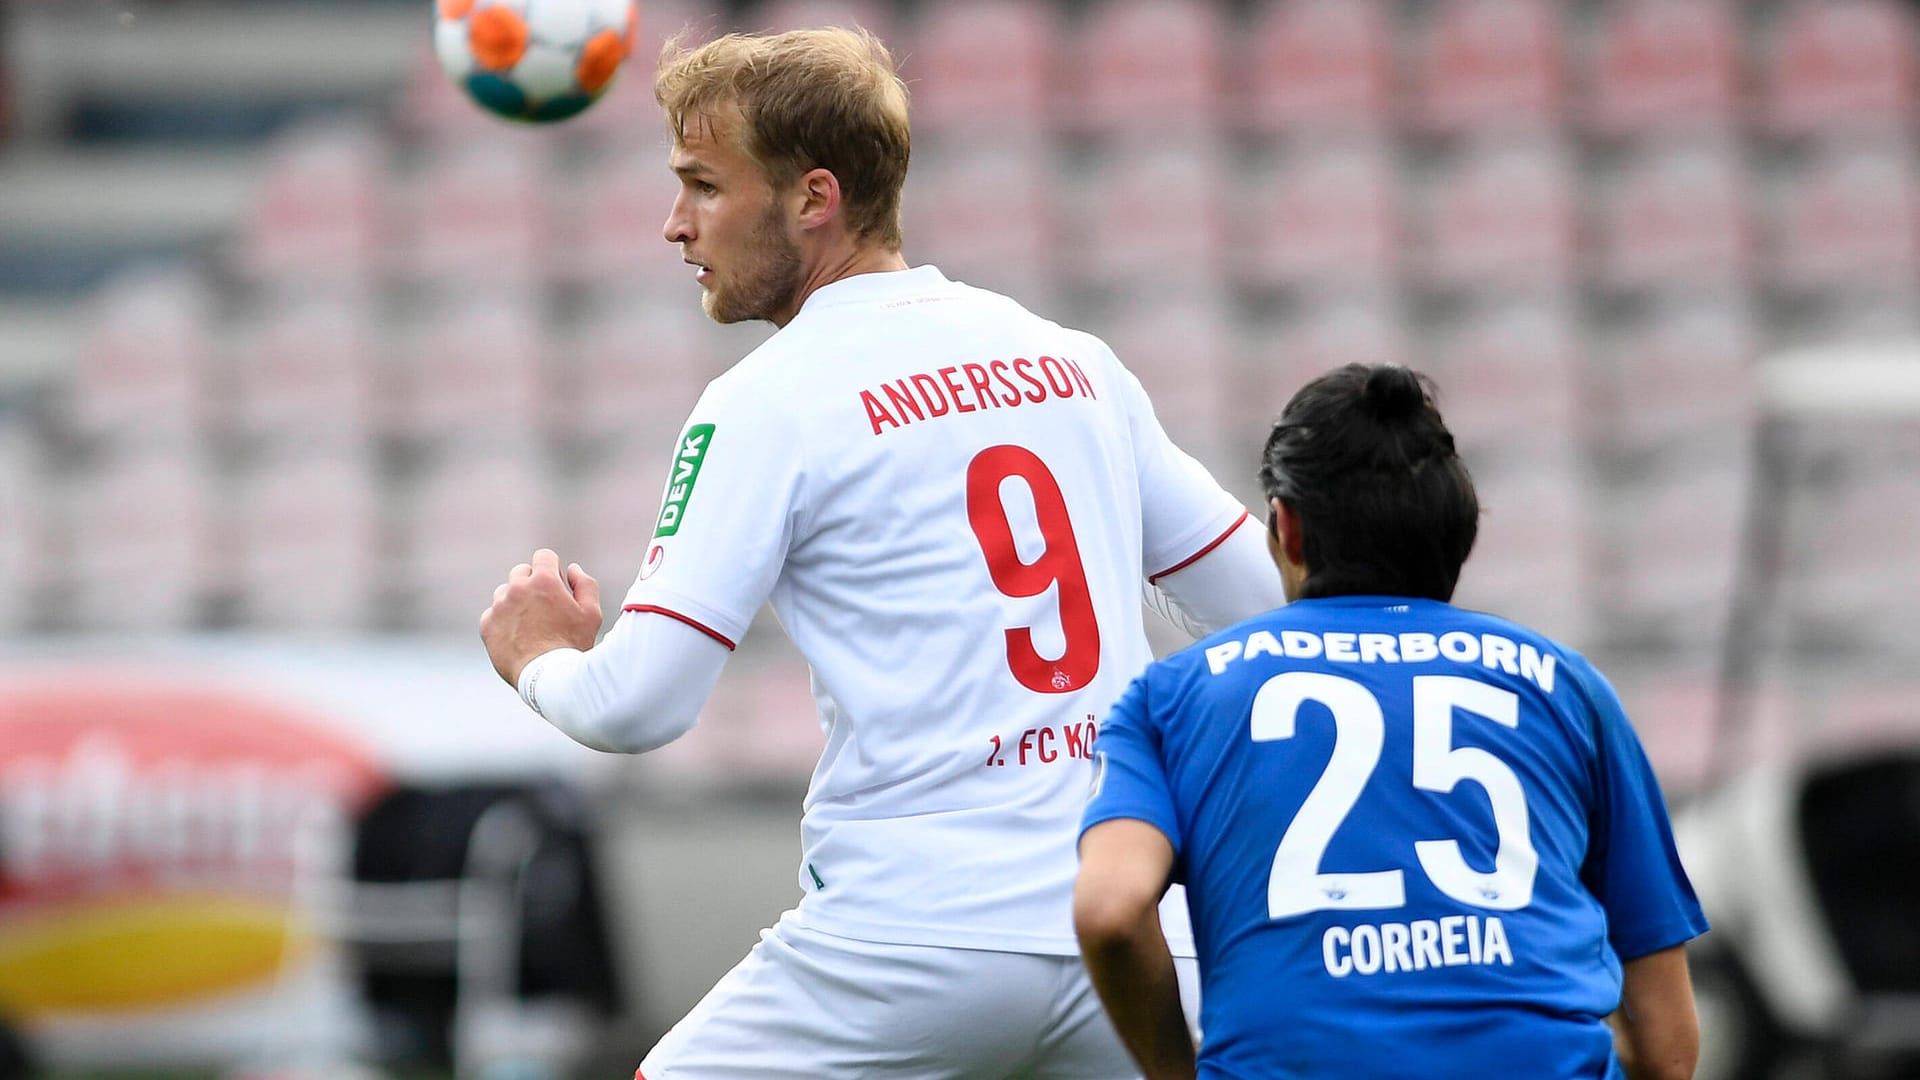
1083, 596, 1708, 1079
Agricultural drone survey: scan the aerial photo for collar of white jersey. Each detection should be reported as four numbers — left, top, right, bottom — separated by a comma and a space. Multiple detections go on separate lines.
796, 264, 952, 315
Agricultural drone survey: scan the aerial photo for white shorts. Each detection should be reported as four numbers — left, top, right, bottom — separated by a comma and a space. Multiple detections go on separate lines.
637, 916, 1200, 1080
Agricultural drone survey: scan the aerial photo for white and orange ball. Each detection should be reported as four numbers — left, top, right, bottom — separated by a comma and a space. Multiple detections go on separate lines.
434, 0, 637, 124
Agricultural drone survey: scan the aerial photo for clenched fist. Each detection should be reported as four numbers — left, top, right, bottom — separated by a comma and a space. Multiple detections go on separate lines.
480, 547, 604, 688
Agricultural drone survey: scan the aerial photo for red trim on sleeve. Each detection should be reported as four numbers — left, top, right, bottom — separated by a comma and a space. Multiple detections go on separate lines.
623, 604, 738, 650
1147, 511, 1253, 584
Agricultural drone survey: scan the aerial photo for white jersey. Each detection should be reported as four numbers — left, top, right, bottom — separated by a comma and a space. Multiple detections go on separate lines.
624, 266, 1249, 955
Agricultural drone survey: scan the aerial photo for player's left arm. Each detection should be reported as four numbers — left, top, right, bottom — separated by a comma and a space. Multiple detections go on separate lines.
1147, 513, 1288, 637
1075, 818, 1195, 1080
1612, 945, 1699, 1080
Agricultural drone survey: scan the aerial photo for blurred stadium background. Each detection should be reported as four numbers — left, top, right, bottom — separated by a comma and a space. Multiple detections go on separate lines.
0, 0, 1917, 1077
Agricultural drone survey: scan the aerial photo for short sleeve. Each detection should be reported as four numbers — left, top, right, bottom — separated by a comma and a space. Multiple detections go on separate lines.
1574, 660, 1711, 961
622, 381, 805, 649
1102, 349, 1250, 578
1082, 672, 1184, 857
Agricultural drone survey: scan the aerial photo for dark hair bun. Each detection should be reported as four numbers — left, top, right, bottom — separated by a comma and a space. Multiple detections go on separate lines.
1361, 364, 1428, 422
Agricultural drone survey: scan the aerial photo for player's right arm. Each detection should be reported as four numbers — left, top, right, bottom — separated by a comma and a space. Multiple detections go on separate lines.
1613, 945, 1699, 1080
513, 609, 730, 753
1075, 818, 1194, 1080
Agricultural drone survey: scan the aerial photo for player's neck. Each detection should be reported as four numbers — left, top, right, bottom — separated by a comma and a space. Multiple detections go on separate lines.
775, 242, 910, 327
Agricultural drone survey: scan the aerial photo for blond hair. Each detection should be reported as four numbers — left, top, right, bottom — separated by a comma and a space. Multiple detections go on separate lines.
656, 27, 911, 251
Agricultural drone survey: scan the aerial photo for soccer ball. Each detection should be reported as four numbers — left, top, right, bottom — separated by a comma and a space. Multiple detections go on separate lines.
434, 0, 637, 124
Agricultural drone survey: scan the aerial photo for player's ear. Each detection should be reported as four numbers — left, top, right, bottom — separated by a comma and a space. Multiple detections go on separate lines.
795, 166, 841, 230
1270, 498, 1306, 571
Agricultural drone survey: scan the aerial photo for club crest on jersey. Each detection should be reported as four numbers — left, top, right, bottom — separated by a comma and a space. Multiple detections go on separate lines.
653, 424, 715, 538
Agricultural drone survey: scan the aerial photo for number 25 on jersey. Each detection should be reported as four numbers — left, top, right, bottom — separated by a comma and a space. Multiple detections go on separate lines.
1257, 672, 1539, 920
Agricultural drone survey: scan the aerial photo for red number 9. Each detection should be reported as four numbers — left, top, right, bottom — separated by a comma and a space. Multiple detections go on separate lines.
966, 445, 1102, 694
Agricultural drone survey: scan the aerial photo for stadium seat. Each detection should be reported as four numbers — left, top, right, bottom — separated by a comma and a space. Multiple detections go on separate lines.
558, 141, 688, 289
66, 446, 218, 631
1417, 134, 1579, 293
1451, 455, 1593, 646
66, 267, 216, 447
907, 0, 1059, 137
1594, 450, 1747, 649
904, 135, 1060, 298
1254, 295, 1412, 425
230, 450, 386, 631
1234, 136, 1402, 292
398, 289, 551, 452
1596, 294, 1758, 457
1099, 292, 1241, 459
237, 119, 388, 288
1239, 0, 1396, 133
1422, 295, 1583, 462
1770, 137, 1920, 295
1070, 135, 1233, 291
399, 450, 555, 632
1408, 0, 1566, 133
1762, 0, 1918, 135
1583, 0, 1743, 136
394, 138, 553, 288
567, 296, 721, 449
1063, 0, 1230, 134
226, 288, 386, 452
1595, 136, 1753, 294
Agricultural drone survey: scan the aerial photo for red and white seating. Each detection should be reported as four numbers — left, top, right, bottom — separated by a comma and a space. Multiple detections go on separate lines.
1417, 135, 1579, 293
1235, 137, 1402, 292
1071, 136, 1232, 290
230, 450, 386, 631
66, 447, 219, 631
1596, 136, 1753, 293
1451, 455, 1593, 646
392, 137, 553, 288
1423, 295, 1583, 460
1770, 137, 1920, 294
1409, 0, 1566, 133
558, 141, 688, 290
1064, 0, 1230, 134
1763, 0, 1918, 135
66, 268, 216, 447
567, 296, 723, 448
907, 0, 1059, 137
1583, 0, 1743, 135
1239, 0, 1396, 133
399, 451, 555, 632
397, 289, 551, 450
904, 136, 1060, 298
1595, 451, 1747, 645
237, 119, 389, 287
1099, 293, 1241, 461
1597, 295, 1758, 455
226, 288, 386, 451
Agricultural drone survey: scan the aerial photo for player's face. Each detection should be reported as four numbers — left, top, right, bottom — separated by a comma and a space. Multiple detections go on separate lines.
663, 112, 806, 326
